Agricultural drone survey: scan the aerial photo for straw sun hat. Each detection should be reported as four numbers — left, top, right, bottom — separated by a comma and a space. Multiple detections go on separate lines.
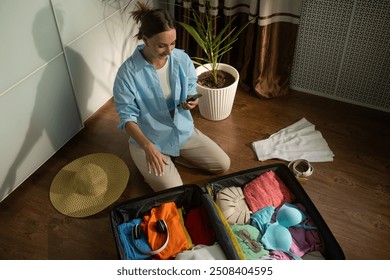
49, 153, 129, 218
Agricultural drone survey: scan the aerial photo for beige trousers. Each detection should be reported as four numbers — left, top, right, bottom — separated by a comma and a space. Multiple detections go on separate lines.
129, 128, 230, 192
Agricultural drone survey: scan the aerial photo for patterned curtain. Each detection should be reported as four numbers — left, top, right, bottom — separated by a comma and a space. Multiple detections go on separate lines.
172, 0, 303, 98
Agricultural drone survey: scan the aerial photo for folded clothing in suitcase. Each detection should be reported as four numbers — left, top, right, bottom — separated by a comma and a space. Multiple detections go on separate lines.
110, 184, 240, 260
206, 163, 345, 260
110, 164, 345, 260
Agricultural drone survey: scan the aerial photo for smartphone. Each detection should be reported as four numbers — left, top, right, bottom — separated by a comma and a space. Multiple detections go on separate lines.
178, 93, 203, 107
186, 93, 203, 102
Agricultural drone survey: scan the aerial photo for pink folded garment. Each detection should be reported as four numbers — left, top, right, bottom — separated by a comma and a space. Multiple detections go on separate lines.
243, 170, 295, 212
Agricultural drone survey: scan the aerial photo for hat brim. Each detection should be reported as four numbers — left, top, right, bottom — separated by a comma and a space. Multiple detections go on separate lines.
50, 153, 129, 218
217, 186, 251, 224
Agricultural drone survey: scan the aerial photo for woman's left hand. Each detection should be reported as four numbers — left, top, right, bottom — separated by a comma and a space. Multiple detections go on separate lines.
181, 98, 199, 110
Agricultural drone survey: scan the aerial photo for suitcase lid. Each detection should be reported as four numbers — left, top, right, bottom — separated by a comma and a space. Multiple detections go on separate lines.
204, 163, 345, 260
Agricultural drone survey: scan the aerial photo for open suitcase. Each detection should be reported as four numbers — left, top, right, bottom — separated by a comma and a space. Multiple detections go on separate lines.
110, 163, 345, 260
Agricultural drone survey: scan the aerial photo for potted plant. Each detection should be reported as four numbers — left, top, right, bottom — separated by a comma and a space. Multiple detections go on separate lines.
177, 0, 251, 121
108, 0, 250, 120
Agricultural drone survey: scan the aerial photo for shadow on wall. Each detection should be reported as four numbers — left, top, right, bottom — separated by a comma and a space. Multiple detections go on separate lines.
64, 45, 95, 121
102, 0, 143, 68
0, 6, 94, 201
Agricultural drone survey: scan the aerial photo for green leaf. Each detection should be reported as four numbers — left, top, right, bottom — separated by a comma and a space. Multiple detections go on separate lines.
177, 0, 255, 85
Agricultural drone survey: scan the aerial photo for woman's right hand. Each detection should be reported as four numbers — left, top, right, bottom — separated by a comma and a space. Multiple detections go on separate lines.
143, 142, 169, 176
125, 121, 169, 176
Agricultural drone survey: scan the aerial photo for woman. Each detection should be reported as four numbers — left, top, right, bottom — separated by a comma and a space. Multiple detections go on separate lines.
113, 2, 230, 191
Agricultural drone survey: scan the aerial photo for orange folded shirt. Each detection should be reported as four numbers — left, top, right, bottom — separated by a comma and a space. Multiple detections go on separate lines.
142, 202, 189, 259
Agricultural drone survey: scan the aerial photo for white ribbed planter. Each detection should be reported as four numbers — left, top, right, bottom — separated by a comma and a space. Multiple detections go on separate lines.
195, 63, 239, 121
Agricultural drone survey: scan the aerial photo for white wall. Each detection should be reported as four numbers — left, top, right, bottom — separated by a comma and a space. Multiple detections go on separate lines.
0, 0, 139, 202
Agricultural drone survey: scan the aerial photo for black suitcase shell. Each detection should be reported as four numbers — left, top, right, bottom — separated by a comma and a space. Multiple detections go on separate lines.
205, 163, 345, 260
110, 163, 345, 260
110, 184, 240, 260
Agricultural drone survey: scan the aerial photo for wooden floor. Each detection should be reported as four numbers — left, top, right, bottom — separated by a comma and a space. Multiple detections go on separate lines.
0, 87, 389, 260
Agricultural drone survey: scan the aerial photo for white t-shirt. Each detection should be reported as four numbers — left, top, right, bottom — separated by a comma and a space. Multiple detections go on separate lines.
156, 60, 171, 100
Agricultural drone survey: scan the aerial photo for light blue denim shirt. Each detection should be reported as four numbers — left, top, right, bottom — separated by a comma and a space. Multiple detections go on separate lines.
113, 45, 198, 156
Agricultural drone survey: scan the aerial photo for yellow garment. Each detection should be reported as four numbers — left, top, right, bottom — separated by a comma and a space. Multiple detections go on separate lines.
207, 186, 246, 260
178, 208, 194, 249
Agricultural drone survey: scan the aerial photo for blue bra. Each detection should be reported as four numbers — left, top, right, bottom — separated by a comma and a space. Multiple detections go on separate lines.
251, 203, 317, 260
